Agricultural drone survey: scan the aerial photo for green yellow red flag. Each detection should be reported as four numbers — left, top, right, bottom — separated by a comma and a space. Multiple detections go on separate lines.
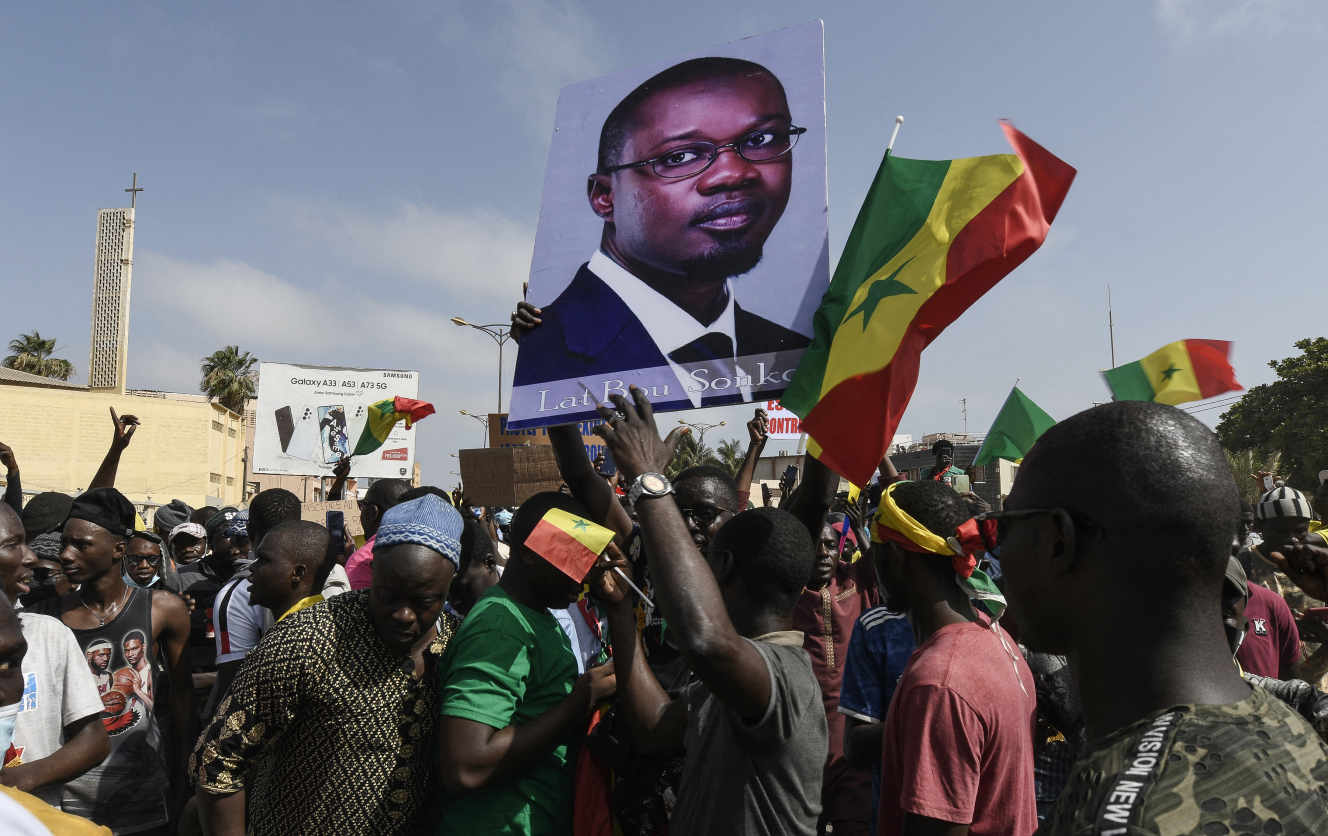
351, 396, 435, 456
782, 122, 1076, 485
1101, 340, 1241, 405
524, 507, 615, 581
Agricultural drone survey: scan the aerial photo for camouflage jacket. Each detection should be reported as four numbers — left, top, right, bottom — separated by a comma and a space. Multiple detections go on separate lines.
1038, 686, 1328, 835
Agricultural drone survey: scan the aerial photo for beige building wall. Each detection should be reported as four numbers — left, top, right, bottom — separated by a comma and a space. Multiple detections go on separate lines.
0, 383, 246, 509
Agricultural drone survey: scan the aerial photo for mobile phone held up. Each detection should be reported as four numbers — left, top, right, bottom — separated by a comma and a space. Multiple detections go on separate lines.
325, 511, 346, 564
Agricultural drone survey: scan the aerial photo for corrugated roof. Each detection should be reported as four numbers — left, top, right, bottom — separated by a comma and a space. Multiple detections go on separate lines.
0, 366, 87, 390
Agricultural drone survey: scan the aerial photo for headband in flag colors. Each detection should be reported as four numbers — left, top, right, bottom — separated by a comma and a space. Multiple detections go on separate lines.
524, 508, 615, 581
872, 482, 1005, 620
352, 397, 436, 456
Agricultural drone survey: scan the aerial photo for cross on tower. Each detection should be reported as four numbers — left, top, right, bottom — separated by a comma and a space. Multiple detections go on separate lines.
124, 172, 143, 209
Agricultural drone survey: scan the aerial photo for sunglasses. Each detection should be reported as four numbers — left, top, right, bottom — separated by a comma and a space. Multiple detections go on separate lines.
980, 507, 1102, 548
678, 503, 729, 529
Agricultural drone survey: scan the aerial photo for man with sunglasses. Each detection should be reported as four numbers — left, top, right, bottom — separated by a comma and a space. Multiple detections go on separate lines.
995, 401, 1328, 834
512, 56, 810, 410
123, 532, 182, 594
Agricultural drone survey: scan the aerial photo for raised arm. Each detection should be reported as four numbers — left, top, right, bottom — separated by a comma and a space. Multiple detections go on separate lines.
733, 409, 769, 509
326, 456, 351, 501
548, 424, 633, 542
596, 387, 774, 721
784, 453, 839, 545
88, 408, 138, 490
0, 442, 20, 514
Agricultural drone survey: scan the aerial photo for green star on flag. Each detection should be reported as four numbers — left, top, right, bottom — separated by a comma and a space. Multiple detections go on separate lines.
571, 517, 590, 531
1161, 364, 1180, 381
845, 259, 916, 331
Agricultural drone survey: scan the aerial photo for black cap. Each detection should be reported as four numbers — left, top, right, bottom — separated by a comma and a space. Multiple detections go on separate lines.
66, 488, 136, 538
932, 439, 955, 454
21, 492, 74, 538
204, 507, 240, 540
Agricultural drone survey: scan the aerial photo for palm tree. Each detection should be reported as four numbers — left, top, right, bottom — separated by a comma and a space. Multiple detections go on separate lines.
201, 346, 258, 413
716, 438, 745, 477
4, 331, 75, 380
666, 432, 721, 479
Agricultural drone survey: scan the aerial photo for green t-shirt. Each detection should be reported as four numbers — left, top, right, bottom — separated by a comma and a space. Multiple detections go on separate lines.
1040, 685, 1328, 835
437, 586, 578, 836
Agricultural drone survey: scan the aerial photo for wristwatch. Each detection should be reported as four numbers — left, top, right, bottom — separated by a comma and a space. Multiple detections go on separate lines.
627, 472, 673, 509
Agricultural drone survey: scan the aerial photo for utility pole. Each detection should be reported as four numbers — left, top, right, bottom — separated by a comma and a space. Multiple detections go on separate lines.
961, 397, 968, 436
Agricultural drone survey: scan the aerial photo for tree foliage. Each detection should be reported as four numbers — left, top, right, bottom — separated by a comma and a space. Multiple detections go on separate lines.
715, 438, 745, 477
200, 345, 258, 414
665, 431, 720, 479
1217, 338, 1328, 493
4, 331, 74, 380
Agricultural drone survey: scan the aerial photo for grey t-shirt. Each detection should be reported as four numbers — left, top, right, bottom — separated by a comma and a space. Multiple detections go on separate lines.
670, 631, 827, 836
12, 612, 105, 808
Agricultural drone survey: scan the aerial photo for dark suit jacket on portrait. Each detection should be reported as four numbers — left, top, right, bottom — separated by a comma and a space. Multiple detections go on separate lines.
514, 263, 811, 388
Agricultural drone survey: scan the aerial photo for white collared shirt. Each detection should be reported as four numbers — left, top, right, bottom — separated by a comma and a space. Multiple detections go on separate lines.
588, 250, 752, 405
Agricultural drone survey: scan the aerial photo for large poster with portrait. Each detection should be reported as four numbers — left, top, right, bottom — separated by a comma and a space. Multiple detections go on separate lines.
508, 21, 829, 429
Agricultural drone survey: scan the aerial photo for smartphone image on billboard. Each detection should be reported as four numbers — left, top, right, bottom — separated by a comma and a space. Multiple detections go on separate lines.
317, 405, 350, 464
274, 406, 295, 452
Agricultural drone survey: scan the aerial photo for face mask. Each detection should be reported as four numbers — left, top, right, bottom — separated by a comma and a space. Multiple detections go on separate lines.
0, 702, 20, 758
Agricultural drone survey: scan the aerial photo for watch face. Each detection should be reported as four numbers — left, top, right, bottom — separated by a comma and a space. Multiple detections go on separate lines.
642, 473, 668, 494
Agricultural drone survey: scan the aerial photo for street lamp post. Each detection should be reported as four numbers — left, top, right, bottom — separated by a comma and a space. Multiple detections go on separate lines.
451, 317, 512, 414
459, 409, 489, 447
677, 419, 726, 450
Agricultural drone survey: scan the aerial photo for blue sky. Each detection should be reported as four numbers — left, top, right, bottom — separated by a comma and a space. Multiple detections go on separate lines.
5, 0, 1326, 482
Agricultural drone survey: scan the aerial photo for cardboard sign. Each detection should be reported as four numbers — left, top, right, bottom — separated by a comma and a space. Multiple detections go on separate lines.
459, 446, 564, 507
301, 499, 364, 539
488, 413, 614, 472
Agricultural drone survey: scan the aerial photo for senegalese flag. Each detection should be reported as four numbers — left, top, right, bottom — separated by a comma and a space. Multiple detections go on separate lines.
524, 508, 615, 581
351, 396, 436, 456
1101, 339, 1241, 405
972, 386, 1056, 468
782, 122, 1076, 485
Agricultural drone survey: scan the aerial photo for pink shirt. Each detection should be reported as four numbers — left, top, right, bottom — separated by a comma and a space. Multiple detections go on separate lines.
878, 620, 1037, 836
345, 535, 376, 590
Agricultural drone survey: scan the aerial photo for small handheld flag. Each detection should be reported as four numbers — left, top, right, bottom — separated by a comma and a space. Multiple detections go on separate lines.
351, 397, 435, 456
1101, 340, 1241, 406
524, 508, 615, 582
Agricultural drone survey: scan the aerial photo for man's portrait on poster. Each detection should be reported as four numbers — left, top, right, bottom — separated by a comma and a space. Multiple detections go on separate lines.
510, 23, 828, 428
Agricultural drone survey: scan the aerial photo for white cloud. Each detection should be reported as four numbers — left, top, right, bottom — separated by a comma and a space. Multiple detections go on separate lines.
280, 200, 534, 309
1156, 0, 1323, 42
439, 0, 609, 133
133, 250, 478, 368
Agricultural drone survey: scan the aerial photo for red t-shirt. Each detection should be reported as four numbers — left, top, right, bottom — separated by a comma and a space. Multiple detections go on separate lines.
1236, 582, 1301, 679
878, 620, 1038, 836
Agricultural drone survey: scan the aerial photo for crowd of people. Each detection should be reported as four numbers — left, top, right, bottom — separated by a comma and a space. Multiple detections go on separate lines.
2, 376, 1328, 835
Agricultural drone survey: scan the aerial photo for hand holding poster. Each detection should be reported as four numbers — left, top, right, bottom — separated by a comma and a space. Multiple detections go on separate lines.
508, 21, 829, 429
